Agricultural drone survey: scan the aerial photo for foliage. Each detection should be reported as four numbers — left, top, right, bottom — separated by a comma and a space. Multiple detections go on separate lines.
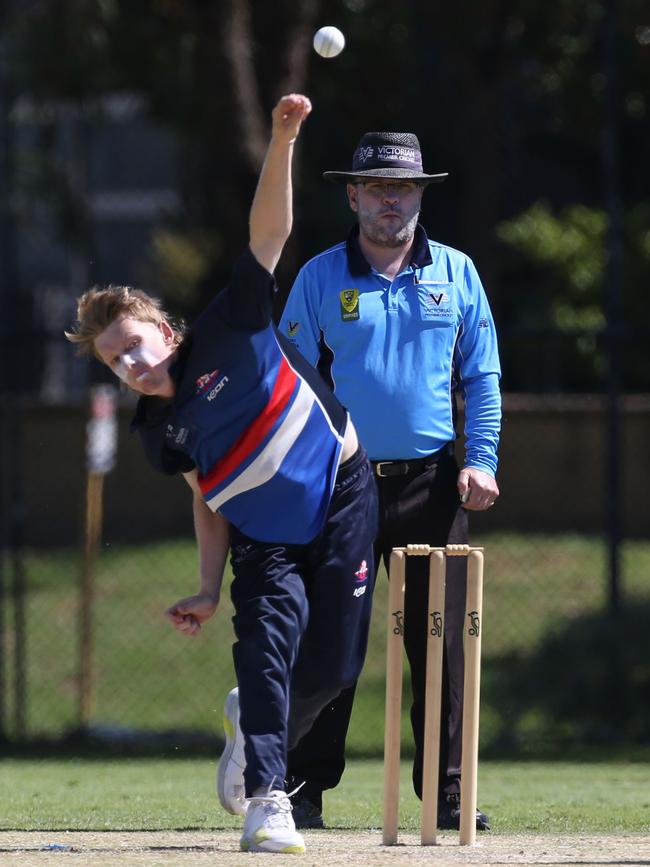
146, 229, 221, 310
497, 202, 607, 326
2, 0, 650, 387
496, 199, 650, 389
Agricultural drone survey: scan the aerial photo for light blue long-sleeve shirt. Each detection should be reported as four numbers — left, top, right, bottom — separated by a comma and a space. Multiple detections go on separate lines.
280, 225, 501, 475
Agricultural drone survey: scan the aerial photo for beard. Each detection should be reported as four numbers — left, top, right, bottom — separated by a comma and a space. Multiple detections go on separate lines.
357, 204, 420, 248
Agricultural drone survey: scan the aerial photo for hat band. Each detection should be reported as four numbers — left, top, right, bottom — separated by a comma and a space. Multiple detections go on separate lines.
353, 144, 423, 173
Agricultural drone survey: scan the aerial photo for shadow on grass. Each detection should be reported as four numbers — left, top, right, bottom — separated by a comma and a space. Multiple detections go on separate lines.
3, 601, 650, 762
1, 726, 223, 760
482, 598, 650, 758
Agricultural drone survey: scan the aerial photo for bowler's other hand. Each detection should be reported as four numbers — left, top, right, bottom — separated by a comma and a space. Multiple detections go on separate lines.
458, 467, 499, 511
165, 593, 218, 637
272, 94, 312, 143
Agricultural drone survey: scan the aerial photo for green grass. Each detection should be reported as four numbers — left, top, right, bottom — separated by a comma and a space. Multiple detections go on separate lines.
3, 533, 650, 752
1, 758, 649, 833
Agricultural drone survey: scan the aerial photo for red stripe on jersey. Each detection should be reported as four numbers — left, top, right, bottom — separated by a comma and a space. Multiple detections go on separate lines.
198, 357, 298, 494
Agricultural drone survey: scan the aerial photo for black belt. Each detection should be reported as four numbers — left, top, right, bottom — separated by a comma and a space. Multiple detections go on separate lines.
372, 443, 454, 478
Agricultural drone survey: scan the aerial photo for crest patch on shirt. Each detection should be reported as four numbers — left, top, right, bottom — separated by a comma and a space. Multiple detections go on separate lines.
427, 292, 449, 307
416, 284, 455, 321
340, 288, 360, 321
287, 320, 300, 337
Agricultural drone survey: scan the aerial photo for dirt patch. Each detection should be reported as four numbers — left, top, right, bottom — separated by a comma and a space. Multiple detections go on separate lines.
1, 830, 648, 867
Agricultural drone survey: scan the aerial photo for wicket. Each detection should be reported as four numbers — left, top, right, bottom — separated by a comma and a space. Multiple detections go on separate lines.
382, 543, 484, 847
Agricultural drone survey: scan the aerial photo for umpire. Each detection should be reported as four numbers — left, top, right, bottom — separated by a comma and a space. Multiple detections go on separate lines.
279, 131, 501, 830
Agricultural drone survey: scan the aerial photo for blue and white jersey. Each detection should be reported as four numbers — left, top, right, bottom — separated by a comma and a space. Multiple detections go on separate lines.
133, 249, 348, 544
279, 225, 501, 474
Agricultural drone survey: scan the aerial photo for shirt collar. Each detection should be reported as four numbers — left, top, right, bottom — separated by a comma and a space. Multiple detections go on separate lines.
130, 337, 191, 432
345, 222, 433, 277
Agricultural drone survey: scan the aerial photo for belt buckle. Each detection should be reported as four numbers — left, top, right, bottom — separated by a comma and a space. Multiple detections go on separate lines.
375, 461, 408, 478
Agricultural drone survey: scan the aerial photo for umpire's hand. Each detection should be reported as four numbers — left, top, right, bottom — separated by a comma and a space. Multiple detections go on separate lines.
458, 467, 499, 511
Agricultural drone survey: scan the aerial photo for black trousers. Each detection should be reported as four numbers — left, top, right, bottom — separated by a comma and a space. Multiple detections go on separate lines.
286, 447, 468, 802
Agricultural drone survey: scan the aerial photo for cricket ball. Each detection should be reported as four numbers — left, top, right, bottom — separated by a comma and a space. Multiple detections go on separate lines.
313, 26, 345, 59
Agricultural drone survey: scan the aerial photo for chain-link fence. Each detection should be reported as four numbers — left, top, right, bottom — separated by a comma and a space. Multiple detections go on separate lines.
0, 18, 648, 758
1, 398, 649, 756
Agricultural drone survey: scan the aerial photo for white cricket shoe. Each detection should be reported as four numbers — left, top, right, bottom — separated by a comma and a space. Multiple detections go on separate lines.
240, 790, 306, 854
216, 687, 248, 816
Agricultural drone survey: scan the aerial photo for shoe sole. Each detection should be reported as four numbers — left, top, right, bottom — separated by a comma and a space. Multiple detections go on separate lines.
240, 837, 306, 854
216, 688, 247, 816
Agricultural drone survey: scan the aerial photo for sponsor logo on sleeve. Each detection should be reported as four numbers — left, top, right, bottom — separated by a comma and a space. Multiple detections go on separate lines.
196, 370, 219, 395
340, 288, 360, 321
196, 369, 229, 401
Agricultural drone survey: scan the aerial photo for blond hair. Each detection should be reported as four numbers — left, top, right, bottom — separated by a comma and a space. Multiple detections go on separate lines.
65, 285, 184, 358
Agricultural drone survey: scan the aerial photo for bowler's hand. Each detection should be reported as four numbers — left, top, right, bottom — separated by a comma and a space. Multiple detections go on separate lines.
165, 593, 218, 637
458, 467, 499, 511
272, 94, 312, 144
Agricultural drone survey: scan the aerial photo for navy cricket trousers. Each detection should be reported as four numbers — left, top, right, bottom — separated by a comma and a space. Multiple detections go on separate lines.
228, 445, 378, 795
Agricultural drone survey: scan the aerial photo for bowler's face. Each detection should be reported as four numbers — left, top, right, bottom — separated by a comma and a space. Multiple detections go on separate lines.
347, 180, 424, 248
94, 317, 177, 398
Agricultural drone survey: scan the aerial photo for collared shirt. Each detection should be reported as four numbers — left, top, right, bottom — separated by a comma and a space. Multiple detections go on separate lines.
132, 248, 348, 544
279, 224, 501, 474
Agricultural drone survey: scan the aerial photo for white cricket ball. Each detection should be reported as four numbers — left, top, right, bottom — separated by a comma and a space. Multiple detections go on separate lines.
313, 26, 345, 59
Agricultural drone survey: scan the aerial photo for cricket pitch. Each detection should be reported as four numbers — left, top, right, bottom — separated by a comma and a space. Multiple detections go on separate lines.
1, 830, 649, 866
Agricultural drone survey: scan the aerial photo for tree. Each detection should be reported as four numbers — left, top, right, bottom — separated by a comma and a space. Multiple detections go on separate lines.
8, 0, 321, 312
5, 0, 650, 389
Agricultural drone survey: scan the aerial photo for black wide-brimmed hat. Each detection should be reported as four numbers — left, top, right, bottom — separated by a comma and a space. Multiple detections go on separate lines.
323, 132, 447, 184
